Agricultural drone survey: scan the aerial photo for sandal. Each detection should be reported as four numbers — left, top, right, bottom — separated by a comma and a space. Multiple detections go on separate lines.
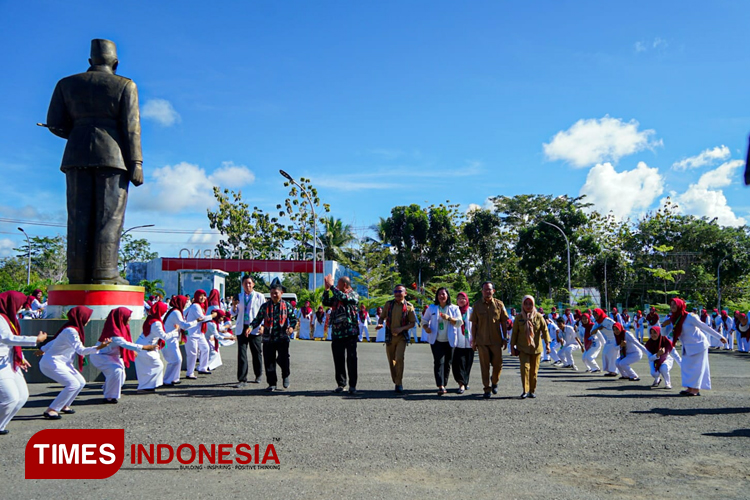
44, 412, 62, 420
60, 408, 76, 414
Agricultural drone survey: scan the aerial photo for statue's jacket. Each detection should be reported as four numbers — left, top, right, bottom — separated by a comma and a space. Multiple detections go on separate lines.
46, 65, 142, 172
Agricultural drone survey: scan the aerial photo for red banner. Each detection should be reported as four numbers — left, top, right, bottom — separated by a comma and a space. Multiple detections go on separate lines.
25, 429, 125, 479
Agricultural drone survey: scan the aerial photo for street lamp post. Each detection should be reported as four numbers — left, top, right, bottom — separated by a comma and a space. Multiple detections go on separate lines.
541, 220, 572, 306
17, 227, 30, 286
280, 170, 317, 291
717, 256, 727, 311
122, 224, 155, 237
604, 253, 609, 311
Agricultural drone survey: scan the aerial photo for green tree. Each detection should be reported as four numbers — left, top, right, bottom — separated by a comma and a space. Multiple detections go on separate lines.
320, 216, 355, 261
343, 240, 399, 299
15, 235, 67, 283
207, 187, 290, 259
280, 176, 330, 260
119, 234, 158, 276
139, 278, 166, 298
462, 208, 502, 280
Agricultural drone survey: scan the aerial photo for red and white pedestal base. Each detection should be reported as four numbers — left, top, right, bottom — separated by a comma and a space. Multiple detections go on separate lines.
46, 284, 146, 320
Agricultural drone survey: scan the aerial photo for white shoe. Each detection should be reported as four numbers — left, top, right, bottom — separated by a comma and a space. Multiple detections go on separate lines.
665, 384, 672, 389
571, 365, 578, 371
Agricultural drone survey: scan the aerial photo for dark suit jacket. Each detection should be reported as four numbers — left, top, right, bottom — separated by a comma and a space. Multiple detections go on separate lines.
47, 65, 142, 173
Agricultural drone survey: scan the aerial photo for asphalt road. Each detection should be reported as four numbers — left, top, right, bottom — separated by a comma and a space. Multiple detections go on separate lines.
2, 338, 749, 499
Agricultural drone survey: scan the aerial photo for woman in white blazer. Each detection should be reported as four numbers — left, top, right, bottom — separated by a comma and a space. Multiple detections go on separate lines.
452, 292, 473, 394
421, 287, 463, 396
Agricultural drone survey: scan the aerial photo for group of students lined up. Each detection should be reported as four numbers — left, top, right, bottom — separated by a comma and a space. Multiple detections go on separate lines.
0, 277, 738, 435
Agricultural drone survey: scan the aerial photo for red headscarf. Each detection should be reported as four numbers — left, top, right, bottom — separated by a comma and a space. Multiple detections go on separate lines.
208, 289, 221, 307
98, 307, 136, 368
700, 309, 708, 322
56, 306, 93, 371
613, 322, 626, 356
358, 305, 367, 322
210, 309, 226, 351
301, 301, 313, 316
574, 309, 582, 322
167, 295, 188, 321
581, 313, 594, 350
669, 298, 688, 342
645, 325, 673, 370
720, 310, 728, 320
22, 294, 34, 310
646, 307, 660, 326
193, 290, 207, 312
144, 301, 168, 349
456, 292, 470, 336
167, 295, 189, 343
593, 308, 607, 323
0, 291, 28, 372
740, 314, 750, 340
193, 290, 208, 333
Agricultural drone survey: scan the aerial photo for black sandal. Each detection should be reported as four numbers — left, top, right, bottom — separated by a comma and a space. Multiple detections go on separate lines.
60, 408, 75, 414
44, 412, 62, 420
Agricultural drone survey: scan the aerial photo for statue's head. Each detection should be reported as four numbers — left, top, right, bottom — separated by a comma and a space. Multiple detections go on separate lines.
89, 39, 118, 72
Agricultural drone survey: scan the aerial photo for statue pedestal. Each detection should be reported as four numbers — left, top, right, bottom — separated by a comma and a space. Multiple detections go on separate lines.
21, 284, 146, 383
46, 284, 146, 320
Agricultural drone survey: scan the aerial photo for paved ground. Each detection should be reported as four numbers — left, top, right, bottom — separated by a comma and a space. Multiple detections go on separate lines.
2, 338, 749, 499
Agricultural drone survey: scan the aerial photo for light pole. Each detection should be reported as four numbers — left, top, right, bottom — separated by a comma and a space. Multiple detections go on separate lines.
280, 170, 317, 291
717, 255, 727, 311
122, 224, 155, 237
17, 227, 30, 286
541, 220, 572, 306
604, 253, 609, 311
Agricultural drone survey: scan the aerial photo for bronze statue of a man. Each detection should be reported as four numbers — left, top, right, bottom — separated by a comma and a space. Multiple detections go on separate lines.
46, 39, 143, 285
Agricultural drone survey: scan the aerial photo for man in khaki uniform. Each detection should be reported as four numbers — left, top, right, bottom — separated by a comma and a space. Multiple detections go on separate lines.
470, 282, 509, 399
376, 284, 416, 393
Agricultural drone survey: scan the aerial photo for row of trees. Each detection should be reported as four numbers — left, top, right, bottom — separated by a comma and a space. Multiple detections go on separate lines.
0, 233, 159, 294
266, 194, 750, 313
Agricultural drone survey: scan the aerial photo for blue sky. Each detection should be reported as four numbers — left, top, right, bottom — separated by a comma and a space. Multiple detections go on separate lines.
1, 1, 749, 258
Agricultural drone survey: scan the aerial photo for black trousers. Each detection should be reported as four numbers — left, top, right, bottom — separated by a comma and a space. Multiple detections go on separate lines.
237, 333, 263, 382
65, 167, 129, 284
430, 341, 453, 387
452, 347, 474, 387
263, 340, 290, 386
331, 336, 358, 388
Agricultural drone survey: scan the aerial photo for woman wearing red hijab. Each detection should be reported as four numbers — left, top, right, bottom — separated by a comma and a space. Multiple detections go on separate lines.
580, 313, 604, 373
643, 325, 675, 389
205, 296, 236, 372
134, 301, 179, 392
737, 314, 750, 353
89, 307, 158, 403
183, 290, 214, 379
662, 298, 726, 396
38, 306, 111, 419
0, 291, 47, 434
589, 308, 620, 377
162, 295, 198, 386
298, 301, 314, 340
357, 304, 370, 343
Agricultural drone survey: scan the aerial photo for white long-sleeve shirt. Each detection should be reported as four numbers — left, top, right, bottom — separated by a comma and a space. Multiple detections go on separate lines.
680, 313, 725, 355
184, 303, 212, 338
96, 336, 143, 358
0, 315, 37, 376
41, 327, 98, 363
593, 317, 617, 346
137, 321, 180, 347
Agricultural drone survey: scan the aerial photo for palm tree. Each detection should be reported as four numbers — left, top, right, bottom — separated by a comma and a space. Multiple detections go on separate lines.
139, 279, 166, 299
366, 217, 388, 245
320, 216, 355, 261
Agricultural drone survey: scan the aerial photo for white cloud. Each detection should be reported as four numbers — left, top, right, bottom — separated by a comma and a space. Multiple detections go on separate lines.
129, 161, 255, 214
314, 178, 398, 191
543, 116, 662, 168
187, 229, 220, 245
466, 203, 482, 213
142, 99, 181, 127
672, 145, 730, 171
580, 161, 664, 219
0, 238, 15, 257
670, 160, 746, 226
634, 37, 668, 53
210, 161, 256, 186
